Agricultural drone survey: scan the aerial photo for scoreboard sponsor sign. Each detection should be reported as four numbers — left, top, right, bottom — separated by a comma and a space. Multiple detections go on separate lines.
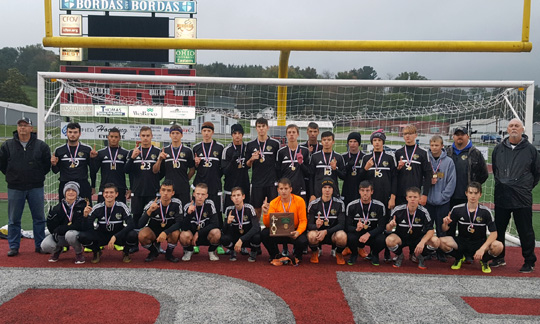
60, 0, 197, 14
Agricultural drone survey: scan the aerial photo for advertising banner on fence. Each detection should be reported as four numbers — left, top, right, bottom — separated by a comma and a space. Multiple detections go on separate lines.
60, 0, 197, 14
174, 18, 196, 65
60, 104, 94, 117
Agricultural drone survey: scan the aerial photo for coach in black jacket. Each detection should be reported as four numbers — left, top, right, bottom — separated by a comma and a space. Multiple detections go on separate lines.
490, 119, 540, 273
0, 118, 51, 256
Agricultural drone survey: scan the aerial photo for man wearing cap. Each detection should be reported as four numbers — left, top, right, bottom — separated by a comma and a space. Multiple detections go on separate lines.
1, 117, 51, 256
154, 124, 195, 205
342, 132, 364, 206
446, 126, 488, 209
222, 124, 250, 211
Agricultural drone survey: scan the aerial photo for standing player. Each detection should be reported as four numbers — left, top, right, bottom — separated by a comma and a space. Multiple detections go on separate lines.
246, 117, 280, 218
180, 183, 222, 261
51, 122, 96, 203
302, 122, 322, 200
439, 182, 503, 273
310, 131, 345, 201
276, 124, 310, 201
91, 127, 130, 204
78, 183, 138, 263
222, 124, 250, 211
386, 187, 440, 269
394, 125, 432, 206
221, 187, 261, 262
138, 180, 183, 262
125, 126, 162, 231
345, 180, 387, 266
307, 178, 347, 265
153, 125, 195, 205
342, 132, 364, 206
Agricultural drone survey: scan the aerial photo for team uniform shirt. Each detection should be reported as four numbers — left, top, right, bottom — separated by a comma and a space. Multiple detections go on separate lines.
302, 141, 322, 157
125, 145, 162, 196
47, 198, 90, 235
345, 198, 387, 237
88, 201, 134, 237
183, 199, 219, 238
360, 151, 397, 207
160, 144, 195, 199
310, 150, 346, 197
395, 145, 432, 200
276, 145, 310, 195
263, 194, 307, 235
246, 137, 280, 187
449, 203, 496, 242
140, 198, 183, 235
222, 142, 250, 195
223, 203, 260, 242
391, 204, 433, 240
193, 140, 224, 195
342, 151, 365, 204
307, 197, 345, 235
91, 146, 129, 191
52, 142, 94, 183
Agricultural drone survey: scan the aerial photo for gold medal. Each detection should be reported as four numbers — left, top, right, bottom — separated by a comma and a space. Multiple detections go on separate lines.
259, 158, 264, 163
197, 225, 201, 231
68, 222, 72, 226
238, 163, 243, 169
204, 161, 211, 168
408, 229, 413, 234
468, 226, 475, 234
291, 166, 296, 171
110, 164, 116, 170
70, 163, 76, 168
239, 229, 244, 234
351, 170, 357, 176
161, 223, 166, 228
324, 220, 329, 226
324, 169, 332, 176
432, 174, 438, 179
173, 162, 180, 169
406, 164, 412, 171
140, 165, 145, 170
364, 224, 369, 230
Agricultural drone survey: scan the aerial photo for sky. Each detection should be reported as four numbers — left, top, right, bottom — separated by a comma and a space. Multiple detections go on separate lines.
1, 0, 539, 83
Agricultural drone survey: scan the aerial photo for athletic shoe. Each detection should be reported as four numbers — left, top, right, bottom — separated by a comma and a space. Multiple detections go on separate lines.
49, 250, 62, 262
336, 253, 346, 265
464, 256, 473, 264
480, 261, 491, 274
240, 247, 249, 255
318, 248, 323, 257
490, 258, 506, 268
310, 251, 319, 264
75, 253, 86, 264
165, 249, 179, 263
248, 251, 257, 262
383, 250, 391, 263
229, 251, 237, 262
122, 253, 131, 263
371, 254, 380, 266
302, 248, 308, 255
63, 246, 69, 252
91, 251, 101, 264
437, 250, 447, 263
347, 254, 358, 266
84, 247, 93, 253
209, 251, 219, 261
358, 247, 368, 258
216, 246, 225, 255
393, 254, 404, 268
193, 246, 199, 254
144, 249, 159, 262
342, 247, 352, 256
519, 264, 534, 273
182, 251, 193, 262
331, 248, 336, 258
409, 254, 418, 263
35, 247, 46, 254
451, 256, 466, 270
114, 245, 124, 251
129, 246, 139, 254
7, 249, 18, 257
281, 249, 290, 257
418, 254, 427, 270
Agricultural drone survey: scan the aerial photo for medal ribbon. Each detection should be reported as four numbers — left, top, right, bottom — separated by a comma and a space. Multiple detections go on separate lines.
160, 201, 170, 224
140, 145, 153, 164
404, 144, 417, 165
236, 143, 245, 164
281, 199, 292, 213
289, 146, 299, 169
257, 138, 267, 161
62, 201, 75, 223
322, 151, 333, 166
431, 156, 442, 174
108, 146, 118, 168
235, 205, 245, 230
322, 199, 333, 222
171, 144, 183, 165
66, 142, 80, 165
467, 203, 479, 230
105, 202, 116, 226
372, 151, 384, 171
195, 205, 203, 226
202, 141, 214, 163
406, 208, 417, 233
348, 151, 361, 170
361, 201, 372, 225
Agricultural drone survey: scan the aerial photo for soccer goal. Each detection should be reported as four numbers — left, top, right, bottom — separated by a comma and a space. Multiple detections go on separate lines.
37, 71, 534, 242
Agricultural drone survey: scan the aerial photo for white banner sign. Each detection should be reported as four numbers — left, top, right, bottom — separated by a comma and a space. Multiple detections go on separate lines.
60, 104, 93, 116
59, 14, 82, 36
60, 48, 83, 62
162, 106, 196, 119
128, 106, 162, 119
175, 18, 197, 39
94, 105, 129, 117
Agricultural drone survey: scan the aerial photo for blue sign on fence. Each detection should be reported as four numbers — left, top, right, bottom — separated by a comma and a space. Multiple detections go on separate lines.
60, 0, 197, 14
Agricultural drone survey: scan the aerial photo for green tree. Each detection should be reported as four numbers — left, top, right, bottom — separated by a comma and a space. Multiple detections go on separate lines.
335, 66, 378, 80
0, 68, 31, 105
15, 44, 58, 86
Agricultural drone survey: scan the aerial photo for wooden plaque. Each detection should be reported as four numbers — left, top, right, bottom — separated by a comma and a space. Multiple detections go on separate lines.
269, 212, 295, 236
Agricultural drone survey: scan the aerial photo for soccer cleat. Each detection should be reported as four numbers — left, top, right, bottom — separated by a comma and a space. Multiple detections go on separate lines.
248, 251, 257, 262
336, 253, 346, 265
229, 251, 237, 262
393, 254, 404, 268
84, 247, 93, 253
310, 251, 319, 264
409, 254, 418, 263
75, 253, 86, 264
182, 250, 193, 262
49, 250, 62, 262
490, 258, 506, 268
208, 251, 219, 261
342, 247, 352, 256
193, 246, 199, 254
417, 254, 427, 270
7, 249, 19, 257
63, 246, 69, 252
451, 256, 466, 270
114, 244, 124, 251
347, 254, 358, 266
144, 248, 159, 262
371, 254, 380, 266
519, 264, 534, 273
91, 251, 101, 264
122, 253, 131, 263
165, 249, 179, 263
480, 261, 491, 274
358, 247, 368, 258
216, 246, 225, 255
129, 246, 139, 254
240, 247, 249, 255
281, 249, 290, 257
331, 248, 336, 258
437, 250, 447, 263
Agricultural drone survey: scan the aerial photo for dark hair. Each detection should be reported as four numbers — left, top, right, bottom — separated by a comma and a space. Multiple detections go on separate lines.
161, 179, 175, 189
405, 186, 421, 196
278, 177, 292, 188
67, 122, 81, 131
307, 122, 319, 130
255, 117, 268, 127
231, 186, 244, 195
358, 180, 373, 190
321, 131, 334, 140
467, 181, 483, 194
286, 124, 299, 134
195, 183, 208, 191
108, 127, 121, 136
139, 126, 152, 134
103, 183, 118, 192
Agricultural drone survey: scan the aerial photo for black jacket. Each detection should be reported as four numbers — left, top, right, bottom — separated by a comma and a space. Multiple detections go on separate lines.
0, 132, 51, 190
446, 143, 489, 184
492, 134, 540, 208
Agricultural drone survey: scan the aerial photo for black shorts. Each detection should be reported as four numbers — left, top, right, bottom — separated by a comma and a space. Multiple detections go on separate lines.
455, 236, 485, 257
310, 230, 334, 246
147, 222, 177, 237
251, 185, 278, 208
397, 233, 422, 249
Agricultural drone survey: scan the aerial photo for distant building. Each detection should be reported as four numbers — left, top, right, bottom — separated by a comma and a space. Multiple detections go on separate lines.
533, 122, 540, 147
0, 101, 38, 126
192, 112, 238, 134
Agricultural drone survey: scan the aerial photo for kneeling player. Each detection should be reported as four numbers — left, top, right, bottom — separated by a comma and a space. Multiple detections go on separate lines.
221, 187, 261, 262
439, 182, 503, 273
345, 180, 387, 266
307, 178, 347, 265
79, 183, 138, 263
180, 183, 221, 261
138, 180, 183, 262
386, 187, 440, 269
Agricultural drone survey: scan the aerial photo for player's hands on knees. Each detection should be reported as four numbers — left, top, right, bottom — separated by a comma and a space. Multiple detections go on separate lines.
157, 231, 167, 243
414, 242, 425, 256
107, 236, 116, 250
234, 240, 243, 253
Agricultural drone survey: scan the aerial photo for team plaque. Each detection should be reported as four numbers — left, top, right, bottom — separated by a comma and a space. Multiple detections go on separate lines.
269, 213, 295, 237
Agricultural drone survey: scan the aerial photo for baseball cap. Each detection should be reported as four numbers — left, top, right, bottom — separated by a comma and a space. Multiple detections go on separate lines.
17, 117, 32, 125
453, 126, 467, 135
